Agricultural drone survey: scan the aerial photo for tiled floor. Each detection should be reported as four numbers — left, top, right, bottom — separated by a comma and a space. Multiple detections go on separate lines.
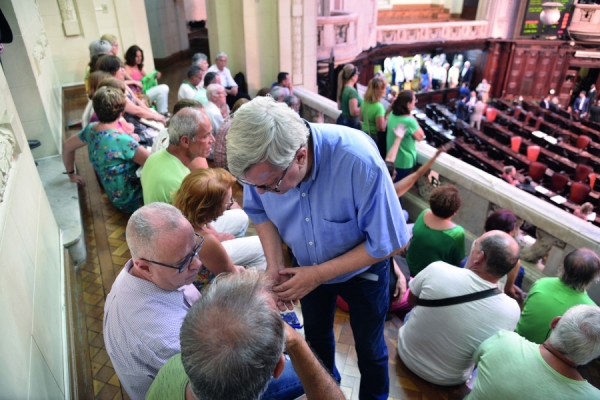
64, 58, 600, 400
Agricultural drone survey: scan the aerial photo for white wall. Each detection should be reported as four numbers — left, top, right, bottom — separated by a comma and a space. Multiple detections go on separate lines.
145, 0, 189, 60
1, 0, 62, 158
0, 64, 67, 399
38, 0, 155, 86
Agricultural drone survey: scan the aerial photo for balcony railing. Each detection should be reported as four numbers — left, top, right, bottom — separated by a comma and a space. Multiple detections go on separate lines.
317, 10, 361, 65
294, 86, 600, 304
376, 20, 489, 44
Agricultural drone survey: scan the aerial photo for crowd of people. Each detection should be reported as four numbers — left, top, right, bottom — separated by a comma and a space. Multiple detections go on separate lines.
62, 39, 600, 400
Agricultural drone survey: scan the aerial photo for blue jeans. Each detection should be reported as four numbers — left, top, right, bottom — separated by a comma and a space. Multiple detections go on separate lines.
299, 259, 390, 400
260, 357, 304, 400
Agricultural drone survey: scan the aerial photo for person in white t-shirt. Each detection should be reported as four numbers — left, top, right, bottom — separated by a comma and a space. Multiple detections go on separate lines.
397, 230, 521, 386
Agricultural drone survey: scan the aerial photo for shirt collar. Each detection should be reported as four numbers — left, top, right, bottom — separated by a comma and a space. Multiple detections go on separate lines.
302, 121, 321, 186
123, 259, 189, 298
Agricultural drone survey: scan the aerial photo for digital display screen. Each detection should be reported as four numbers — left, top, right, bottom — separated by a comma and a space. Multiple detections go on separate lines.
520, 0, 574, 36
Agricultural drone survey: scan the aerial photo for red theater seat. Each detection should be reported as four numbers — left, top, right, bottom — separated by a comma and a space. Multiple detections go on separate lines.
569, 182, 591, 205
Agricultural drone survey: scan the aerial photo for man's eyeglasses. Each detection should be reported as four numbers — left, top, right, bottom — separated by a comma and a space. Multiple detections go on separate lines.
236, 147, 302, 193
237, 164, 290, 193
225, 197, 234, 210
140, 233, 204, 273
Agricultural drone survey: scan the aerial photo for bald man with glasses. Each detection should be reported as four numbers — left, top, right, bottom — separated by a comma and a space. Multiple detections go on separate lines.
103, 203, 204, 400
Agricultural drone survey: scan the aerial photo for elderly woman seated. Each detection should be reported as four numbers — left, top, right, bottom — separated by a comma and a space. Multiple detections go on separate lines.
173, 168, 266, 290
96, 55, 165, 139
62, 86, 150, 213
405, 184, 465, 277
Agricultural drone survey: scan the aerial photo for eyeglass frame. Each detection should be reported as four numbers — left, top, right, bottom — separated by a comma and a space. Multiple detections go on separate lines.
140, 232, 204, 273
236, 146, 303, 193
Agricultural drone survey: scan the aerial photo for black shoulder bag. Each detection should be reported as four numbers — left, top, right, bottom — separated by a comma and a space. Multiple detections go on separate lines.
416, 288, 501, 307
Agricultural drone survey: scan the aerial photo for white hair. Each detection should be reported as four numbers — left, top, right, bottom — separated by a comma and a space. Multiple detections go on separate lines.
226, 96, 309, 177
206, 84, 224, 101
548, 304, 600, 365
270, 86, 286, 101
191, 53, 207, 65
215, 52, 227, 60
168, 108, 206, 146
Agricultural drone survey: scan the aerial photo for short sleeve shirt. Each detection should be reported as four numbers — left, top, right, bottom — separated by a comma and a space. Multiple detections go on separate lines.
386, 114, 420, 169
340, 86, 362, 118
145, 354, 188, 400
405, 210, 465, 276
78, 123, 142, 212
361, 101, 385, 136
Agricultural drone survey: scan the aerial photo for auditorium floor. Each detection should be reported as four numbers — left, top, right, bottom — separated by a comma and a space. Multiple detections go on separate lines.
64, 59, 600, 400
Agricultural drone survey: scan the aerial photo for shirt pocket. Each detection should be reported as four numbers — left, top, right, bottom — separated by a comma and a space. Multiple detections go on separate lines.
320, 218, 363, 252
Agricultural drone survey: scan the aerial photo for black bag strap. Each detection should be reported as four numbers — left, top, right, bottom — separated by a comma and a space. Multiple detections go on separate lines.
416, 288, 501, 307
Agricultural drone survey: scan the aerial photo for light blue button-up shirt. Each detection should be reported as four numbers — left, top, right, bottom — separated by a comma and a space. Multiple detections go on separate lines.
244, 123, 409, 283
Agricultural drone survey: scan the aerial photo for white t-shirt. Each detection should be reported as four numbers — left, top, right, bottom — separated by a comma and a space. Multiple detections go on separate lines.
207, 65, 237, 88
397, 261, 520, 386
177, 82, 197, 101
204, 101, 224, 136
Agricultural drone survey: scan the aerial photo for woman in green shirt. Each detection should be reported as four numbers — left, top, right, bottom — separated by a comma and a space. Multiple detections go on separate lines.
386, 90, 425, 182
361, 77, 387, 157
405, 184, 465, 276
336, 64, 362, 130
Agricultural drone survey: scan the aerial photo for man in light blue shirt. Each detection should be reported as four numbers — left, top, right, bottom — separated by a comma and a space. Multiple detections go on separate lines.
227, 97, 409, 400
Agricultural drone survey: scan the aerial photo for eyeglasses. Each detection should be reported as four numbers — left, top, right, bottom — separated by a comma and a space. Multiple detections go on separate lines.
237, 147, 303, 193
225, 197, 234, 210
140, 233, 204, 273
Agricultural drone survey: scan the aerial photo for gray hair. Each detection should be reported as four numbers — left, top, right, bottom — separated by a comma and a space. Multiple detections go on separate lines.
168, 108, 205, 146
270, 86, 286, 101
89, 39, 112, 58
227, 96, 309, 177
283, 95, 299, 108
548, 305, 600, 365
479, 232, 520, 278
206, 83, 224, 101
560, 248, 600, 292
215, 52, 227, 60
180, 269, 285, 400
187, 65, 202, 79
126, 203, 184, 260
191, 53, 207, 66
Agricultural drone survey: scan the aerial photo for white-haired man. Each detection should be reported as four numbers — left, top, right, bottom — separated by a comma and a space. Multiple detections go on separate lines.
191, 52, 209, 89
205, 83, 228, 136
226, 97, 409, 400
147, 269, 344, 400
207, 51, 250, 108
467, 304, 600, 399
141, 108, 264, 269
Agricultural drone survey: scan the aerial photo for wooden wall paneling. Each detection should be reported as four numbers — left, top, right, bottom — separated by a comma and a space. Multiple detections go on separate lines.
520, 48, 539, 96
505, 47, 527, 97
531, 48, 556, 99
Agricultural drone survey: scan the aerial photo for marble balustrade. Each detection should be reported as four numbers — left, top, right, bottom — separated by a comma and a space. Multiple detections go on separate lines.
376, 20, 489, 45
294, 86, 600, 304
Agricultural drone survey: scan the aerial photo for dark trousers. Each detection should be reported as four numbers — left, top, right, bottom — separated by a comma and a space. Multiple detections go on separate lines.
299, 259, 390, 400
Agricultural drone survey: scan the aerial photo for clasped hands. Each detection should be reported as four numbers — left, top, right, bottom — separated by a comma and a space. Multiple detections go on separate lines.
270, 265, 323, 311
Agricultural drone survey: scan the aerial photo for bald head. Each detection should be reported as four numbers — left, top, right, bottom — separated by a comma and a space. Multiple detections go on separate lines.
474, 230, 520, 278
561, 248, 600, 291
126, 203, 188, 260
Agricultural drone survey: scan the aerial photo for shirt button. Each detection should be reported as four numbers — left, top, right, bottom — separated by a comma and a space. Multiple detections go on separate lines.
302, 193, 306, 197
309, 241, 313, 246
305, 218, 310, 222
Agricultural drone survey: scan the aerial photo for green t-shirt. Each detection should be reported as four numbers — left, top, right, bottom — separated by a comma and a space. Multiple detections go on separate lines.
340, 86, 362, 118
386, 114, 420, 169
405, 210, 465, 276
467, 331, 600, 400
361, 101, 385, 136
515, 277, 596, 344
194, 87, 208, 105
146, 354, 188, 400
141, 148, 190, 204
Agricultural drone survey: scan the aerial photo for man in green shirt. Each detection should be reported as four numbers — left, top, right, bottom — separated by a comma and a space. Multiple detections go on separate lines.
467, 305, 600, 399
146, 270, 345, 400
515, 248, 599, 344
